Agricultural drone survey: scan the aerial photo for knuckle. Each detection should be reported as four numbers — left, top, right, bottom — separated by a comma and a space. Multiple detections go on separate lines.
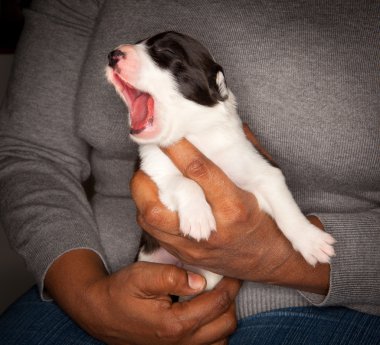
218, 199, 250, 224
215, 290, 232, 313
120, 262, 145, 288
156, 319, 185, 340
185, 158, 208, 179
218, 340, 229, 345
180, 248, 206, 264
144, 202, 164, 226
190, 250, 206, 262
162, 265, 182, 289
225, 314, 238, 335
128, 262, 145, 279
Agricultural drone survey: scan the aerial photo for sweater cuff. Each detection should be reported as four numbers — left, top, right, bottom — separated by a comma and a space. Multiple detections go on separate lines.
17, 215, 109, 301
300, 211, 380, 315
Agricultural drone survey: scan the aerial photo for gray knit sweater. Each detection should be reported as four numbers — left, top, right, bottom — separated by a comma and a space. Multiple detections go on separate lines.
0, 0, 379, 319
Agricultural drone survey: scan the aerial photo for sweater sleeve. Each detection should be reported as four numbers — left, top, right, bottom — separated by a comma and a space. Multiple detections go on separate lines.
301, 210, 380, 315
0, 0, 107, 298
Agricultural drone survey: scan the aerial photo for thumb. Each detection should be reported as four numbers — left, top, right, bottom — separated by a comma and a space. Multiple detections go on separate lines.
135, 263, 206, 297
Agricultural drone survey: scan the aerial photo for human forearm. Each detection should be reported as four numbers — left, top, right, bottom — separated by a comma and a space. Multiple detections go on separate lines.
45, 249, 240, 345
0, 0, 104, 294
252, 215, 329, 295
132, 134, 379, 315
0, 156, 105, 297
134, 177, 330, 295
44, 249, 109, 332
131, 143, 332, 297
303, 210, 380, 315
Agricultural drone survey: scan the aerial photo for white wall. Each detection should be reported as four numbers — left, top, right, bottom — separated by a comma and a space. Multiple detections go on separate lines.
0, 55, 35, 314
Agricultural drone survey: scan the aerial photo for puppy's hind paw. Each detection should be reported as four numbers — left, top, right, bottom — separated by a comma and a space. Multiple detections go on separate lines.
292, 224, 336, 266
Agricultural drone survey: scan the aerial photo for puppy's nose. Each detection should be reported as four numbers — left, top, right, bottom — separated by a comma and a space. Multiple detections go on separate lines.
108, 49, 125, 68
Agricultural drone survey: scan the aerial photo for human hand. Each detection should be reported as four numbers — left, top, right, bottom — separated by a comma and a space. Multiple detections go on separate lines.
131, 125, 330, 294
46, 250, 239, 345
85, 263, 240, 345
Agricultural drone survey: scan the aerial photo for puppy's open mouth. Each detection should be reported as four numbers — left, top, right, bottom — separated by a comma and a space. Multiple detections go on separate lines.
114, 74, 154, 135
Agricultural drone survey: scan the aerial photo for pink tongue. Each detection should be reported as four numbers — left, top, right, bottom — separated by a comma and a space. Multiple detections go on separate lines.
131, 93, 152, 131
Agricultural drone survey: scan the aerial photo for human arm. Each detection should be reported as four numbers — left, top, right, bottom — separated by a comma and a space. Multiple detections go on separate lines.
45, 248, 240, 345
0, 1, 242, 343
0, 0, 106, 296
131, 139, 330, 295
131, 130, 380, 313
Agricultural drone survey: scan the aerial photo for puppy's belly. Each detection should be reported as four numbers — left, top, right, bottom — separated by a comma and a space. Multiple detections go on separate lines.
138, 243, 180, 266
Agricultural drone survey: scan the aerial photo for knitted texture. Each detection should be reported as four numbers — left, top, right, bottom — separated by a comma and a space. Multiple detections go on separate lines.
0, 0, 379, 318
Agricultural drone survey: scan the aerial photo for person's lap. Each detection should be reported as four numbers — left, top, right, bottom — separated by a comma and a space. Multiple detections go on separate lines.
0, 287, 103, 345
229, 305, 380, 345
1, 287, 379, 345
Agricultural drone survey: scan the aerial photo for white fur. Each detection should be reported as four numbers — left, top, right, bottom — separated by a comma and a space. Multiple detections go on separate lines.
107, 41, 336, 291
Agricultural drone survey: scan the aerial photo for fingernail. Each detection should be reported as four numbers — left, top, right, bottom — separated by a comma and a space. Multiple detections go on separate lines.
187, 272, 205, 291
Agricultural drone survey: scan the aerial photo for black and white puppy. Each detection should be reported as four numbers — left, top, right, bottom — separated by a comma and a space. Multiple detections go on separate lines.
106, 31, 335, 290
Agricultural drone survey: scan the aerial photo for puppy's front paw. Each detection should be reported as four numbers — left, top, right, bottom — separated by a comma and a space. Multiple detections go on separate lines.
178, 199, 216, 241
291, 224, 336, 266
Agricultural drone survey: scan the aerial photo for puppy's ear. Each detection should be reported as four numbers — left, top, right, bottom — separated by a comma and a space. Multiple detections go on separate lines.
208, 65, 228, 102
216, 70, 228, 99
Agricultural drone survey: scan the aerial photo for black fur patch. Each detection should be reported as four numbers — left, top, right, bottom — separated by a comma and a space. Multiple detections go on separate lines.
139, 232, 160, 254
144, 31, 227, 106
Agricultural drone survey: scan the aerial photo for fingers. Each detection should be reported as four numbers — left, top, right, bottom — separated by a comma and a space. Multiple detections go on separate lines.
210, 340, 229, 345
131, 123, 270, 231
132, 263, 206, 298
162, 140, 244, 210
192, 303, 236, 345
171, 277, 240, 328
169, 278, 240, 343
131, 125, 268, 233
129, 263, 239, 344
130, 170, 180, 234
153, 299, 235, 345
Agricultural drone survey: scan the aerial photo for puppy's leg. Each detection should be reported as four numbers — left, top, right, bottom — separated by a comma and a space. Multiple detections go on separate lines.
248, 167, 336, 266
140, 145, 216, 241
138, 234, 222, 294
139, 246, 180, 265
159, 174, 216, 240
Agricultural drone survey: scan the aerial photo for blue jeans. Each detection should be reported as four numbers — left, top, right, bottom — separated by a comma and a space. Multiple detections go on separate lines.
1, 287, 379, 344
229, 307, 380, 345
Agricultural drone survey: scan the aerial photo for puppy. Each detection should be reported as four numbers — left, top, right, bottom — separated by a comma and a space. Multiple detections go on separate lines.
106, 31, 336, 291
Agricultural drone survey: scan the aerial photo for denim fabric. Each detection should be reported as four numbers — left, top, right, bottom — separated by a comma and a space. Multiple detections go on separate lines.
1, 287, 379, 344
230, 306, 380, 345
0, 287, 104, 345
